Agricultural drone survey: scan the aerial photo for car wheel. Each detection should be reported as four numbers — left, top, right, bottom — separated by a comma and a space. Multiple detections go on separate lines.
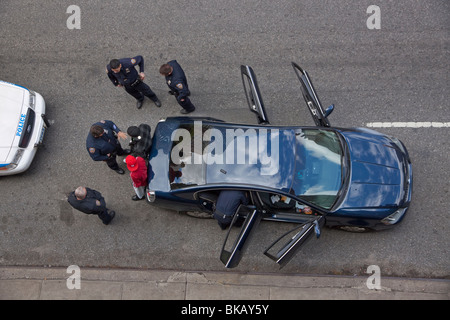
335, 225, 372, 233
182, 211, 213, 219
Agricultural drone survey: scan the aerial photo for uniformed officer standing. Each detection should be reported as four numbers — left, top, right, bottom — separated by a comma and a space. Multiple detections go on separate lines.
68, 186, 115, 225
159, 60, 195, 114
86, 120, 130, 174
107, 55, 162, 109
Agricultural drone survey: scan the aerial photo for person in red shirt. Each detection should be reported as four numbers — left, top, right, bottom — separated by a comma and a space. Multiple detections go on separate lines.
125, 155, 148, 200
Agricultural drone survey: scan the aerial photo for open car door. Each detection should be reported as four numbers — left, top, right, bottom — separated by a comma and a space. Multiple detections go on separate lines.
292, 62, 333, 127
264, 216, 325, 268
241, 65, 270, 125
220, 201, 263, 268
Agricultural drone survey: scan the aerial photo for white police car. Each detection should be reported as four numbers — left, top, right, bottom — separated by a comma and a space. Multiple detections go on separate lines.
0, 80, 49, 176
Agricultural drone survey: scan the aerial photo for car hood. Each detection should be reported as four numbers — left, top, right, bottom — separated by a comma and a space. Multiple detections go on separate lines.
338, 130, 404, 211
0, 82, 26, 161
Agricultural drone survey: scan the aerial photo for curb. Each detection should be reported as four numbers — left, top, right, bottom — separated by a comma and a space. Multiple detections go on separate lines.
0, 266, 448, 300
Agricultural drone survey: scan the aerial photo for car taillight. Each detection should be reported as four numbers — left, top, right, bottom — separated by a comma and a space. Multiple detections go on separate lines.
147, 190, 156, 202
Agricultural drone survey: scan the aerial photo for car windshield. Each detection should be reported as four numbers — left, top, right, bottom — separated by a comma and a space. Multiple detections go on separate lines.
291, 129, 343, 209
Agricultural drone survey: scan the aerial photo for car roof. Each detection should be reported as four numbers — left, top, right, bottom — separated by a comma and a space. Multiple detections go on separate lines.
203, 124, 296, 192
152, 117, 298, 192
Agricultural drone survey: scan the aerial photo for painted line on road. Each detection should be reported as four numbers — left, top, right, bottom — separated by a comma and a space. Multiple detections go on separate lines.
366, 122, 450, 128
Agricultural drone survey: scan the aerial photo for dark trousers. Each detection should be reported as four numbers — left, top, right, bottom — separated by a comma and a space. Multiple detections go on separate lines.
170, 89, 195, 112
105, 142, 125, 170
125, 81, 158, 102
177, 96, 196, 112
213, 210, 233, 230
97, 209, 115, 225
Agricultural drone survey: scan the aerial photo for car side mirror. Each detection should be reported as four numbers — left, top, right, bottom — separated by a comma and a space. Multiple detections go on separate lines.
324, 104, 334, 118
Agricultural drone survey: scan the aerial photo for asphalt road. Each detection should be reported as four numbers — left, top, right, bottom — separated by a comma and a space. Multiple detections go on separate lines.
0, 0, 448, 278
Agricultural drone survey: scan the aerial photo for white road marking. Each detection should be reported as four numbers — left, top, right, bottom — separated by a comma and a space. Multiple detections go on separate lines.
366, 122, 450, 128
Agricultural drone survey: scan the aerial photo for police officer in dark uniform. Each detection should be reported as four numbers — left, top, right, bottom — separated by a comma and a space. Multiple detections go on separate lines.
213, 190, 249, 230
68, 186, 115, 225
86, 120, 130, 174
159, 60, 195, 114
107, 55, 162, 109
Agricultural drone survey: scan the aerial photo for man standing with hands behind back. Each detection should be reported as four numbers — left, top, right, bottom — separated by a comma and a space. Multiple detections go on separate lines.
107, 55, 162, 110
159, 60, 195, 114
67, 186, 116, 225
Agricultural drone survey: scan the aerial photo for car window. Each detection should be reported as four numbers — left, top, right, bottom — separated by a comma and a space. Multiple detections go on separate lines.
258, 191, 319, 216
169, 123, 212, 189
291, 129, 343, 209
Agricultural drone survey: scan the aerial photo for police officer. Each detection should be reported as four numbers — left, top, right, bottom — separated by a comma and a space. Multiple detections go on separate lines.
213, 190, 249, 230
68, 186, 115, 225
86, 120, 130, 174
159, 60, 195, 114
107, 55, 162, 109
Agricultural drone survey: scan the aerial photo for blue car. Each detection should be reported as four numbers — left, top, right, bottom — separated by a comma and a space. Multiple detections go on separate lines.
146, 63, 413, 268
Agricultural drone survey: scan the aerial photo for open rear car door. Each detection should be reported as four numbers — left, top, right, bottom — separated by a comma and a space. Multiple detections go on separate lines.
241, 65, 270, 125
220, 193, 263, 268
292, 62, 333, 127
264, 215, 325, 268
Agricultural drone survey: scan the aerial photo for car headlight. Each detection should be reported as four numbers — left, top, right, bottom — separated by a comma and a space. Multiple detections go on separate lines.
0, 149, 24, 171
12, 149, 25, 165
388, 136, 408, 156
28, 90, 36, 111
381, 207, 407, 225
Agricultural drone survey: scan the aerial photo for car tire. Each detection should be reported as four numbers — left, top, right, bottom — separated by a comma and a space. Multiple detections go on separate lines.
334, 225, 372, 233
181, 211, 213, 219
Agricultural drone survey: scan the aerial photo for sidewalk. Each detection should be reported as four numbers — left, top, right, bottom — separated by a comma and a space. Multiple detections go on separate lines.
0, 266, 448, 300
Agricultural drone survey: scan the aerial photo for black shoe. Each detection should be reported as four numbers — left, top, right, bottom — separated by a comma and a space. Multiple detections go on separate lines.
218, 222, 229, 230
168, 90, 175, 95
180, 107, 195, 114
233, 217, 245, 228
122, 149, 131, 155
132, 195, 145, 201
104, 210, 116, 225
136, 100, 144, 109
114, 168, 125, 174
153, 99, 162, 108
